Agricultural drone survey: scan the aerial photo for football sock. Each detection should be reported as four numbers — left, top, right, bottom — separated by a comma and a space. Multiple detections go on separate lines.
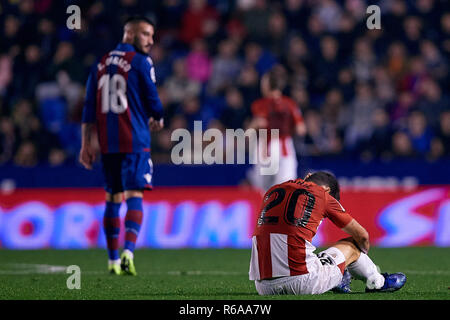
124, 197, 143, 253
347, 253, 385, 289
109, 259, 121, 266
103, 201, 121, 260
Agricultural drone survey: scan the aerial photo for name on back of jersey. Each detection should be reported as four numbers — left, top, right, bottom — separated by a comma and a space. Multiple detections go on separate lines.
97, 53, 131, 73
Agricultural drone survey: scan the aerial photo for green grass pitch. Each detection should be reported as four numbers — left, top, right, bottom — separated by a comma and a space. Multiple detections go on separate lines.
0, 247, 448, 300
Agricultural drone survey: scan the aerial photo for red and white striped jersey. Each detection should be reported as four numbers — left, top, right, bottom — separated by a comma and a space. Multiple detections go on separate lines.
250, 96, 304, 157
249, 179, 352, 280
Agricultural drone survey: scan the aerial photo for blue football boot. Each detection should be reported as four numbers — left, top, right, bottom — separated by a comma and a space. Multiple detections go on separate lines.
332, 268, 352, 293
365, 272, 406, 293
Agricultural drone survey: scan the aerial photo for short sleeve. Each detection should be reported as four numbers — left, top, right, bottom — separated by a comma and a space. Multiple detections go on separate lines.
251, 100, 267, 118
289, 100, 304, 125
138, 56, 163, 120
325, 193, 353, 228
81, 64, 98, 123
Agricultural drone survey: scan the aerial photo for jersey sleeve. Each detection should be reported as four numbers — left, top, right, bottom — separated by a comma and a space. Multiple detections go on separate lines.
289, 99, 304, 125
251, 100, 267, 118
139, 56, 164, 120
81, 65, 98, 123
324, 193, 353, 228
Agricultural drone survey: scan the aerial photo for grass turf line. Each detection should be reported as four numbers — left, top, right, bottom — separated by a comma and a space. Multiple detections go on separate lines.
0, 247, 448, 300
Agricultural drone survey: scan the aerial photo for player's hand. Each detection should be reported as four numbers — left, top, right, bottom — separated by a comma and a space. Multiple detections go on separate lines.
79, 145, 96, 170
296, 123, 307, 136
249, 117, 267, 129
149, 117, 164, 132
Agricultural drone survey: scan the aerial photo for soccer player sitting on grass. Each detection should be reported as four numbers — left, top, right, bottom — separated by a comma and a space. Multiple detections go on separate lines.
249, 171, 406, 294
79, 16, 164, 275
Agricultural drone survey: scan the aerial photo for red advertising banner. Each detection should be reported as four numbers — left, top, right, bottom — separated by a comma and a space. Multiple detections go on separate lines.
0, 186, 449, 249
319, 187, 450, 247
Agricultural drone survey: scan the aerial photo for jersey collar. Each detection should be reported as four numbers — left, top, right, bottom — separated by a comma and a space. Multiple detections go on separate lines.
116, 43, 136, 52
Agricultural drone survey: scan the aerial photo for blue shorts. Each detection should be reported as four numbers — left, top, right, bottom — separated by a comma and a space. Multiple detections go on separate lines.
101, 153, 153, 194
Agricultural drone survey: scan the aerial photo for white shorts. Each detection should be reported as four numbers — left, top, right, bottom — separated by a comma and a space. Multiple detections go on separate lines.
254, 247, 345, 295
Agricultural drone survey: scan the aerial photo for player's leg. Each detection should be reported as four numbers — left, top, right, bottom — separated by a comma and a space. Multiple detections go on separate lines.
104, 192, 123, 275
332, 238, 406, 292
120, 190, 143, 275
101, 154, 125, 275
120, 152, 152, 275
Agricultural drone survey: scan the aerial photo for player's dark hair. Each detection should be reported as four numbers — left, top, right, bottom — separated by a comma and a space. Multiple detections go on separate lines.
305, 171, 340, 201
124, 15, 155, 28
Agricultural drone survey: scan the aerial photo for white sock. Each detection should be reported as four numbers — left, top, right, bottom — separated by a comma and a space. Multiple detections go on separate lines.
347, 253, 385, 289
123, 249, 134, 259
108, 259, 120, 266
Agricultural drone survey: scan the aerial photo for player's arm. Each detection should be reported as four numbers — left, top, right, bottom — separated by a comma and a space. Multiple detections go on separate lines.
325, 194, 370, 254
290, 99, 306, 136
79, 67, 97, 170
341, 218, 370, 254
140, 57, 164, 131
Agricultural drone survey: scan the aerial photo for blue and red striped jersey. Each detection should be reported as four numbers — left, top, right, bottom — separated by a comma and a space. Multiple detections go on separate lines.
82, 43, 163, 154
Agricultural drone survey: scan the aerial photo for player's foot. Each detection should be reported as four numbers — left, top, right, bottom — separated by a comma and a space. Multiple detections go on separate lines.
332, 268, 352, 293
108, 261, 121, 275
365, 272, 406, 293
120, 250, 137, 276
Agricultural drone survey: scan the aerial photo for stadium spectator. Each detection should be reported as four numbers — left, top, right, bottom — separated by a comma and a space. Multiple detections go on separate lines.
434, 110, 450, 156
48, 147, 68, 166
0, 0, 449, 167
342, 82, 380, 154
283, 34, 311, 74
207, 38, 242, 95
266, 11, 288, 58
240, 0, 271, 43
179, 0, 220, 45
290, 84, 311, 113
1, 15, 21, 57
164, 57, 201, 106
373, 66, 396, 105
219, 86, 248, 130
351, 37, 376, 83
415, 78, 449, 128
10, 44, 43, 100
185, 38, 212, 84
236, 64, 260, 108
13, 140, 38, 167
0, 117, 15, 164
364, 108, 394, 160
315, 0, 343, 32
177, 94, 205, 131
405, 110, 434, 155
243, 41, 277, 76
282, 0, 311, 33
149, 43, 172, 85
391, 131, 416, 158
313, 35, 341, 95
0, 55, 13, 99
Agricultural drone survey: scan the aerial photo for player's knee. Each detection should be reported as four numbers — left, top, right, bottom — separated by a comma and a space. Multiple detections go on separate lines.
335, 238, 361, 260
106, 192, 123, 203
124, 190, 143, 199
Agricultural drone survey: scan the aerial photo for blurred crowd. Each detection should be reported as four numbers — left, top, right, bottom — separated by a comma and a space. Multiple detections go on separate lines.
0, 0, 449, 167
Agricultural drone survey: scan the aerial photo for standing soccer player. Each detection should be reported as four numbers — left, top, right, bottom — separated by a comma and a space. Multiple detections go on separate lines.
247, 66, 306, 192
249, 171, 407, 294
79, 16, 164, 275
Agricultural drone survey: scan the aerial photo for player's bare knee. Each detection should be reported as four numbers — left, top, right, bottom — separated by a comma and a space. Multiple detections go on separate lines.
124, 190, 143, 199
334, 238, 361, 263
106, 192, 123, 203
